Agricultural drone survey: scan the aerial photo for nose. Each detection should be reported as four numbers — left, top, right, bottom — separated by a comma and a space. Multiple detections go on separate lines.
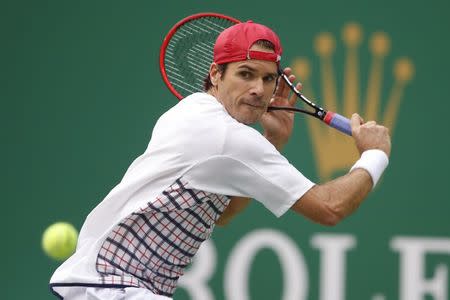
249, 78, 264, 97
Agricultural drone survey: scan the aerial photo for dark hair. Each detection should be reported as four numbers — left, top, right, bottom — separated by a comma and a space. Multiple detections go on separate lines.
203, 39, 276, 92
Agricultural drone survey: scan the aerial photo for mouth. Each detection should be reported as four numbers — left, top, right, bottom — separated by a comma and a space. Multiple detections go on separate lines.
245, 103, 263, 109
242, 100, 266, 109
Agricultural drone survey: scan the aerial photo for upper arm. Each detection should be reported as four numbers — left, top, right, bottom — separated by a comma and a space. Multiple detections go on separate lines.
215, 196, 252, 226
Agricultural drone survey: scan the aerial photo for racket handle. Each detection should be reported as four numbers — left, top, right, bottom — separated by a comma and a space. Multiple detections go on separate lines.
324, 112, 352, 136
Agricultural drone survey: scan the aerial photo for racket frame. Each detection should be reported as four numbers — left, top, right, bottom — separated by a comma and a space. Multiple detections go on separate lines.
267, 69, 327, 119
159, 12, 240, 100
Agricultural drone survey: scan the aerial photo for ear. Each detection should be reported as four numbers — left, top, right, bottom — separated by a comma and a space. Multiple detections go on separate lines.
209, 63, 221, 87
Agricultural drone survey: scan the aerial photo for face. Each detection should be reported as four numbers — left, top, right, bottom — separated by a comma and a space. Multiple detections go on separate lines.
209, 45, 278, 124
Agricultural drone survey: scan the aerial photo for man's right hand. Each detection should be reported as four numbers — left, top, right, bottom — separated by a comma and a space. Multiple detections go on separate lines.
351, 113, 391, 157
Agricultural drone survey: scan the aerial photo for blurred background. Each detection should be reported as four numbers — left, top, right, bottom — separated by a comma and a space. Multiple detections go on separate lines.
2, 0, 450, 299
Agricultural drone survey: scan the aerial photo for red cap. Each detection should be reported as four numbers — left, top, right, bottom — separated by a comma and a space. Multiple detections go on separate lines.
213, 21, 282, 65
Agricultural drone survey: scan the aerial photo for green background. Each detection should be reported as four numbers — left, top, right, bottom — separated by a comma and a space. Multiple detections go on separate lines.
2, 0, 449, 299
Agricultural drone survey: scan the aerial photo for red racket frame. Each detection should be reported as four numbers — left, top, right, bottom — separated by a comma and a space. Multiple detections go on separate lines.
159, 13, 241, 100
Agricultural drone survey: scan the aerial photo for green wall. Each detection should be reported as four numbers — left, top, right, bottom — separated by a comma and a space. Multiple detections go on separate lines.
2, 0, 450, 299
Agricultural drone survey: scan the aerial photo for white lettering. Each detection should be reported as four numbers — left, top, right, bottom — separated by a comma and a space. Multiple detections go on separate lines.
391, 236, 450, 300
311, 234, 356, 300
224, 229, 308, 300
178, 240, 217, 300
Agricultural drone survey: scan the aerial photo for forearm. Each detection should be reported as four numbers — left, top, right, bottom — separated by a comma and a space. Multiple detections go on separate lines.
292, 168, 373, 226
321, 168, 373, 220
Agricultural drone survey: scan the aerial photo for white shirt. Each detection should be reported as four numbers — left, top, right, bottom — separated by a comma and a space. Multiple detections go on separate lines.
50, 92, 314, 298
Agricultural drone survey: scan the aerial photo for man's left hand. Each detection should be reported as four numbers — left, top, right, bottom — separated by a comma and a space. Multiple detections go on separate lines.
261, 67, 300, 151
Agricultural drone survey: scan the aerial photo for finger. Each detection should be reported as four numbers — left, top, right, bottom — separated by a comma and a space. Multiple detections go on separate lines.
364, 120, 377, 126
282, 74, 295, 97
284, 75, 298, 99
288, 74, 295, 82
275, 74, 292, 99
351, 113, 363, 131
288, 82, 301, 106
275, 68, 293, 97
284, 74, 296, 99
357, 114, 364, 124
283, 67, 292, 77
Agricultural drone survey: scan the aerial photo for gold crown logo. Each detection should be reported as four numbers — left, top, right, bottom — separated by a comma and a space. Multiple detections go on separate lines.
292, 22, 415, 180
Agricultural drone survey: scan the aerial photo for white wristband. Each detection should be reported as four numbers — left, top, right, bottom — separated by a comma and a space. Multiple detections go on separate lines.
350, 149, 389, 188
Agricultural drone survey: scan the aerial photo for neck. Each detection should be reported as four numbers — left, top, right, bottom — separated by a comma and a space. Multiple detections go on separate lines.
207, 88, 223, 105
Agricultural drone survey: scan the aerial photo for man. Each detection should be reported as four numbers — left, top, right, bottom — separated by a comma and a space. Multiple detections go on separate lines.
50, 21, 390, 299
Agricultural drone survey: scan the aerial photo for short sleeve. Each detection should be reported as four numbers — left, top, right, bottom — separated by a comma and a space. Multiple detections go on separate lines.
182, 124, 315, 217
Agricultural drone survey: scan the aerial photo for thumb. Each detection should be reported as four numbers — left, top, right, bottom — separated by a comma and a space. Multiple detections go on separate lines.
351, 113, 363, 131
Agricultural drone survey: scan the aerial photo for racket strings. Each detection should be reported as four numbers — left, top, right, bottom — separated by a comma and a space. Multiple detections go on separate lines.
164, 17, 236, 98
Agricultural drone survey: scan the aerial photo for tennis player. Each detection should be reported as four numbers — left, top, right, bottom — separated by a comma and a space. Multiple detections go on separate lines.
50, 21, 390, 299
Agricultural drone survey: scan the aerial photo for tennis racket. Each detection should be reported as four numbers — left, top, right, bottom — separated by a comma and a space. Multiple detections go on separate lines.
159, 13, 352, 136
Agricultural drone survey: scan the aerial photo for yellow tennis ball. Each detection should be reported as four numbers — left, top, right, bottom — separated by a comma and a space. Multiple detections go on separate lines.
42, 222, 78, 261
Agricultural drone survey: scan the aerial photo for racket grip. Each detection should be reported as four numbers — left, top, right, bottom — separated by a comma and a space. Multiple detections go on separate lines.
324, 112, 352, 136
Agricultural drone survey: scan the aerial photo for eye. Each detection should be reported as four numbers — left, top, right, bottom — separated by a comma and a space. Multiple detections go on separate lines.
238, 71, 252, 79
263, 75, 276, 83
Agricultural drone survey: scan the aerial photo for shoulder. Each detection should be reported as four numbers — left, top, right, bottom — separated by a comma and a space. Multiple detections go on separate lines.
223, 121, 280, 159
148, 93, 230, 156
158, 93, 226, 125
